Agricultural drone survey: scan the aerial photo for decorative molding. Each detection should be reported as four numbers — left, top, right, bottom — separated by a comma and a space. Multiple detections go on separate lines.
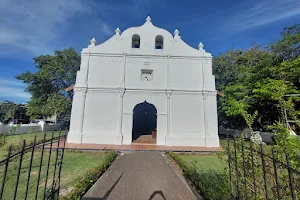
82, 51, 212, 59
125, 91, 166, 96
88, 84, 122, 89
91, 92, 119, 96
146, 16, 151, 23
166, 89, 173, 99
167, 84, 201, 89
74, 87, 87, 94
203, 57, 212, 61
87, 89, 119, 96
88, 38, 96, 48
123, 112, 133, 115
174, 29, 180, 40
84, 86, 216, 94
118, 88, 125, 98
115, 28, 121, 36
126, 57, 167, 64
89, 55, 123, 62
202, 92, 210, 100
79, 55, 89, 71
170, 58, 202, 65
171, 94, 203, 100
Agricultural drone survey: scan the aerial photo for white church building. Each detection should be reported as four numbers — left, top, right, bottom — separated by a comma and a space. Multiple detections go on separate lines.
68, 16, 220, 147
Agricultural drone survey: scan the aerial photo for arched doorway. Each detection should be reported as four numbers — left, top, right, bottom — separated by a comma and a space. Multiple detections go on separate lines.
132, 101, 157, 144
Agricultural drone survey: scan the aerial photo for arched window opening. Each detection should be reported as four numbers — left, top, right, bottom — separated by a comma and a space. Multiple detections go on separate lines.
155, 35, 164, 49
132, 34, 140, 48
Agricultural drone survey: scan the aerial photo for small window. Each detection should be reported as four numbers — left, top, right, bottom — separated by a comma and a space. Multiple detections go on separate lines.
132, 34, 140, 48
155, 35, 163, 49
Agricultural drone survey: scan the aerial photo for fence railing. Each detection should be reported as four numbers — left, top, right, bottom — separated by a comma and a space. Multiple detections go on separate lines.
0, 129, 67, 200
227, 137, 300, 200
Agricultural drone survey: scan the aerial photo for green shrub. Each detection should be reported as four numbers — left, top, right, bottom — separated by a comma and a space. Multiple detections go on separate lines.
0, 125, 20, 148
62, 151, 117, 200
226, 137, 300, 199
169, 152, 230, 200
0, 132, 7, 148
269, 122, 300, 169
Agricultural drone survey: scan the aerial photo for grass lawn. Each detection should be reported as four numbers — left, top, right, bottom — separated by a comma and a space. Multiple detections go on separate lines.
0, 131, 62, 160
174, 139, 229, 172
170, 152, 230, 200
0, 150, 107, 200
171, 139, 279, 200
177, 153, 227, 172
0, 131, 109, 199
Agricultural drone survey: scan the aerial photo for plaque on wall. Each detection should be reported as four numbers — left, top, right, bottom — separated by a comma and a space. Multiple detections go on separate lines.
141, 69, 153, 81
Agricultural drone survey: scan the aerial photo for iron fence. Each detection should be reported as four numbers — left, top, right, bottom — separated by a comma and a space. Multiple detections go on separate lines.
0, 129, 67, 200
227, 136, 300, 199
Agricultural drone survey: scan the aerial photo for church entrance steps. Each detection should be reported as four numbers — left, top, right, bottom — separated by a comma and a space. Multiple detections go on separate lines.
132, 135, 156, 144
66, 142, 222, 152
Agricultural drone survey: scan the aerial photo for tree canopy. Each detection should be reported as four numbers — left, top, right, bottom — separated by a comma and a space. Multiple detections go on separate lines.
16, 48, 80, 119
0, 101, 27, 123
213, 25, 300, 131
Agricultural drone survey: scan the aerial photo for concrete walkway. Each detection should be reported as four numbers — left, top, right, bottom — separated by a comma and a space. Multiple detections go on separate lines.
82, 152, 200, 200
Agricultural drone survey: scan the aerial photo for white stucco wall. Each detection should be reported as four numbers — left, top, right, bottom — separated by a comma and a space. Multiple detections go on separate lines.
68, 16, 219, 147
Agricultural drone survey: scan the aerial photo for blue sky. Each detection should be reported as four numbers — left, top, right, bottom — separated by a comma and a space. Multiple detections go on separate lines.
0, 0, 300, 103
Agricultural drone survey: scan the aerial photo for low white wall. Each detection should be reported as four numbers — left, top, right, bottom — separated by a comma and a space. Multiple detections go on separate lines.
219, 126, 274, 144
0, 123, 64, 134
0, 124, 10, 133
44, 123, 64, 132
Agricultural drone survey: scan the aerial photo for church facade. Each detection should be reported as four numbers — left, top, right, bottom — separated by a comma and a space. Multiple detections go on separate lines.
68, 16, 220, 147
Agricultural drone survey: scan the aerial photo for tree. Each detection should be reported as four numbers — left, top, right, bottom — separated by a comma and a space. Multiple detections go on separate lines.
16, 48, 80, 119
213, 25, 300, 130
0, 101, 27, 123
269, 24, 300, 61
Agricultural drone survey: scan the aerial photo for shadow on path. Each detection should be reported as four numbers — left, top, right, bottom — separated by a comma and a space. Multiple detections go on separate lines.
148, 190, 167, 200
82, 172, 124, 200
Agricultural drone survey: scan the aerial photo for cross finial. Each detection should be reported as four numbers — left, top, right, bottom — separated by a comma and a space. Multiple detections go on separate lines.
115, 27, 121, 36
89, 37, 96, 47
146, 16, 151, 23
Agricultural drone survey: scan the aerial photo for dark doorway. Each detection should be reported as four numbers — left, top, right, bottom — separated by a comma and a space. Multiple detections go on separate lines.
132, 101, 157, 143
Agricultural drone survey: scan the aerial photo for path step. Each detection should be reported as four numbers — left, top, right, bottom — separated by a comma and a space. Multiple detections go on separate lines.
132, 135, 156, 144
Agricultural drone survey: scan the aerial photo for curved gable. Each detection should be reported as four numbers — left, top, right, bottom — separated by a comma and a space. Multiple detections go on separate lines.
82, 16, 211, 57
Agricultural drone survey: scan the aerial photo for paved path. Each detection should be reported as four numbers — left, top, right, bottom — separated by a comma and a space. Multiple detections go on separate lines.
82, 152, 200, 200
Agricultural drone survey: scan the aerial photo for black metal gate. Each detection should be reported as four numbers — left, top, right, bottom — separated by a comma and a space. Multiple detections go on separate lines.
0, 130, 67, 200
227, 136, 300, 199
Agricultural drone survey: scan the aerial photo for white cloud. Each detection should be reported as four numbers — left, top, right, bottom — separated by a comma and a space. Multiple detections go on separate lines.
0, 0, 90, 56
0, 78, 30, 102
0, 0, 155, 57
101, 23, 113, 35
228, 0, 300, 30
